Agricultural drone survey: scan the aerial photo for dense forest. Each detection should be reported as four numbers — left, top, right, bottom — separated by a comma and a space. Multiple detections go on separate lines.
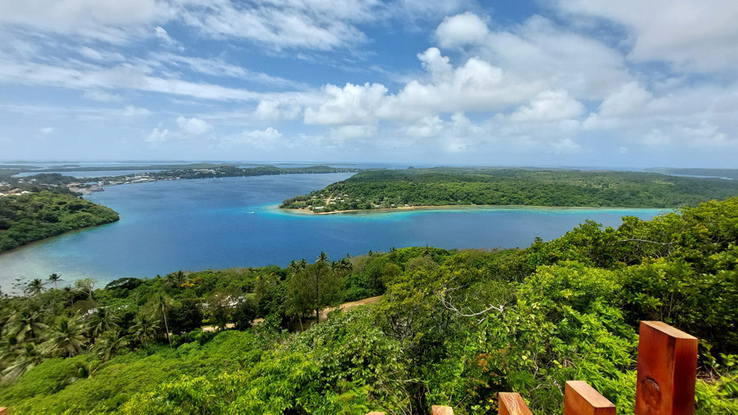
0, 197, 736, 413
281, 168, 738, 212
0, 191, 119, 253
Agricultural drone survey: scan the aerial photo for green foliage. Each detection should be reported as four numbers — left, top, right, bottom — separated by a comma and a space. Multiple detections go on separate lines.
0, 191, 119, 252
2, 197, 738, 413
281, 168, 738, 211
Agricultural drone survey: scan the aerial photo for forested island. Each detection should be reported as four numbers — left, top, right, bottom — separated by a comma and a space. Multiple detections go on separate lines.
0, 192, 119, 253
281, 168, 738, 212
0, 198, 736, 414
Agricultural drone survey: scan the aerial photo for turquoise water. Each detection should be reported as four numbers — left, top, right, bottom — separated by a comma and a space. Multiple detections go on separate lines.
0, 173, 666, 290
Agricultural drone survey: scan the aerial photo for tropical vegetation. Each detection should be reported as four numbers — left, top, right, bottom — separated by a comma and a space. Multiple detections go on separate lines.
0, 197, 737, 414
281, 168, 738, 212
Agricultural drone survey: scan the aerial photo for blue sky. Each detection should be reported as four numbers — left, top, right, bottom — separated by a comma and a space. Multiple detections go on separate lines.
1, 0, 737, 167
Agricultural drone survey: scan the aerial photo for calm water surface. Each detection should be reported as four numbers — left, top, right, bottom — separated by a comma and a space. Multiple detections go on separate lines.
0, 173, 666, 290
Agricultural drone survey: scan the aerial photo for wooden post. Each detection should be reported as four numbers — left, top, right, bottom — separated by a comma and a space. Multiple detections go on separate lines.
365, 412, 385, 415
431, 406, 454, 415
635, 321, 698, 415
498, 393, 533, 415
564, 381, 616, 415
0, 407, 8, 415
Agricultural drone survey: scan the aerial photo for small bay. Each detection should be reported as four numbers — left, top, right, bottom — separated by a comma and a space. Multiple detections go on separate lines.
0, 173, 665, 290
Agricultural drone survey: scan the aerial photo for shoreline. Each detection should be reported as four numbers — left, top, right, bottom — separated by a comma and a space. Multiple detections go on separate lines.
279, 204, 673, 216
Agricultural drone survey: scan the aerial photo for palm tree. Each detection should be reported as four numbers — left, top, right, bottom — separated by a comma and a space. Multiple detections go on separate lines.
47, 273, 62, 289
25, 279, 45, 296
130, 314, 160, 347
2, 342, 44, 382
43, 317, 87, 357
10, 308, 48, 343
149, 292, 175, 348
165, 271, 186, 288
94, 329, 129, 362
88, 307, 120, 340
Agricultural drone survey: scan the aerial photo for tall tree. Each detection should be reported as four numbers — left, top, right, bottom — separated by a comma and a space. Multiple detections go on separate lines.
286, 256, 341, 324
43, 317, 86, 357
130, 314, 160, 347
88, 307, 120, 340
25, 279, 45, 296
47, 273, 62, 290
149, 292, 175, 348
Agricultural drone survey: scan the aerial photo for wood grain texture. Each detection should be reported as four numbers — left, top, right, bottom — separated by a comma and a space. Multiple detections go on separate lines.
635, 321, 698, 415
498, 393, 533, 415
431, 406, 454, 415
564, 381, 616, 415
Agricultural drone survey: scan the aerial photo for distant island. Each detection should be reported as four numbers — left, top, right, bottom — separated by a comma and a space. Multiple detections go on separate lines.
280, 167, 738, 213
87, 165, 358, 186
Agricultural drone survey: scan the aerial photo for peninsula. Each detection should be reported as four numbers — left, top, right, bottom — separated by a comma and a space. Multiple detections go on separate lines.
280, 167, 738, 212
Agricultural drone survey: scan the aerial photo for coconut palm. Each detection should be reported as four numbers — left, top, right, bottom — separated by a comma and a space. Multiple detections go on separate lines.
2, 342, 44, 382
47, 273, 62, 290
149, 292, 175, 348
9, 308, 48, 343
25, 279, 45, 296
94, 329, 129, 362
43, 317, 86, 357
88, 307, 120, 339
130, 314, 160, 347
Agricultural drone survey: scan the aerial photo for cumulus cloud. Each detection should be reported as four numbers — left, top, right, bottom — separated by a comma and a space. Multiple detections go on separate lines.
176, 116, 212, 135
509, 90, 583, 122
551, 138, 582, 154
555, 0, 738, 72
436, 12, 489, 48
304, 83, 388, 125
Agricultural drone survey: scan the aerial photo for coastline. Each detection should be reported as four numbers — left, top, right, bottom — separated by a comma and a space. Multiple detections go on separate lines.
278, 204, 674, 216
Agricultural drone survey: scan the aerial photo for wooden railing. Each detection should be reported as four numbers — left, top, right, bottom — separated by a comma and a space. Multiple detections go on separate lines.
368, 321, 699, 415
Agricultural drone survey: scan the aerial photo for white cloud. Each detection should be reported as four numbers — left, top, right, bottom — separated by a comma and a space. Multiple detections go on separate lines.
556, 0, 738, 72
304, 83, 388, 125
436, 12, 489, 48
551, 137, 582, 154
82, 90, 123, 102
597, 82, 652, 118
154, 26, 176, 45
403, 116, 445, 138
40, 127, 54, 134
509, 90, 583, 122
241, 127, 282, 141
122, 105, 151, 117
254, 100, 302, 121
176, 116, 212, 135
146, 127, 169, 142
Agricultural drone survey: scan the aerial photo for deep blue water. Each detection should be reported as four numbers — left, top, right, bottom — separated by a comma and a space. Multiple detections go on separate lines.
0, 173, 666, 291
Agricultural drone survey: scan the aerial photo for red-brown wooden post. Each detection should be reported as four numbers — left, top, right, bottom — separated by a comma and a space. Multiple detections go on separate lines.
0, 407, 8, 415
498, 393, 533, 415
431, 406, 454, 415
564, 381, 616, 415
635, 321, 698, 415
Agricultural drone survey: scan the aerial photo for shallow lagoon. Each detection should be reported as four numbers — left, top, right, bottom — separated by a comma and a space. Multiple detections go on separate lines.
0, 173, 666, 290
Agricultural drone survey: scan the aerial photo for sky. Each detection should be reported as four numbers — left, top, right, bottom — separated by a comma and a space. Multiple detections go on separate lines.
0, 0, 737, 167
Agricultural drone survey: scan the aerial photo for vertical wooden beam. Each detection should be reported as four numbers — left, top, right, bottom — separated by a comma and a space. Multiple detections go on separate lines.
564, 381, 616, 415
498, 393, 533, 415
635, 321, 698, 415
431, 406, 454, 415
